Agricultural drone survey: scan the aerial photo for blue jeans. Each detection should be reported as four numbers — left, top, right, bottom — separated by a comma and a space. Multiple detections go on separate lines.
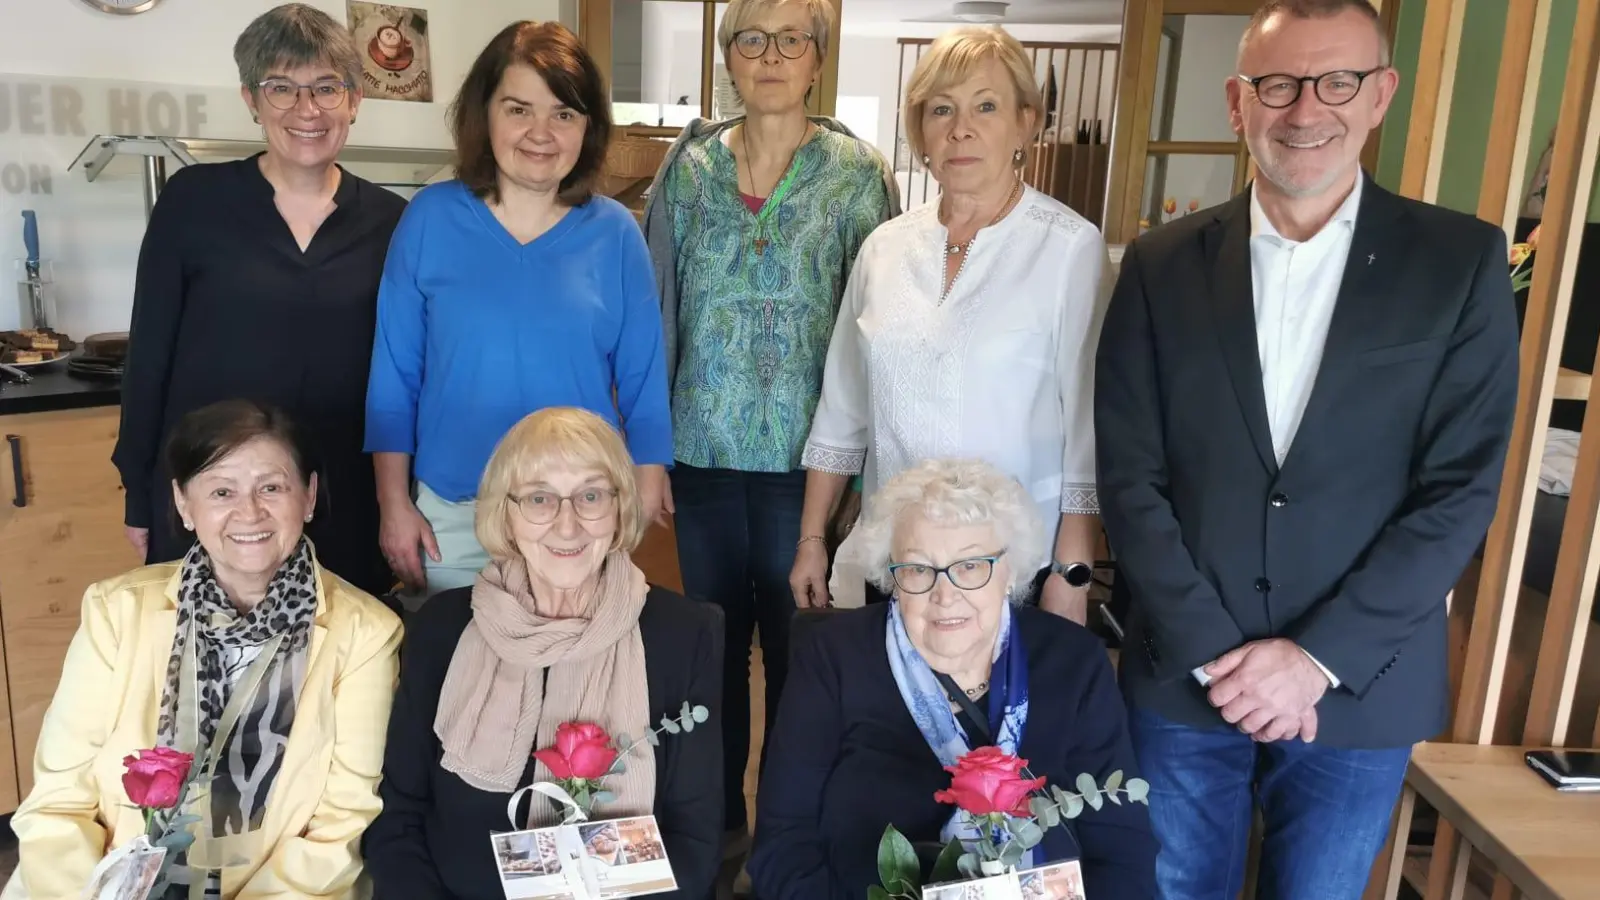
670, 463, 806, 830
1127, 706, 1410, 900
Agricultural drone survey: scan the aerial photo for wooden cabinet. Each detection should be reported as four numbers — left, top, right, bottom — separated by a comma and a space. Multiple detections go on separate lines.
0, 405, 137, 808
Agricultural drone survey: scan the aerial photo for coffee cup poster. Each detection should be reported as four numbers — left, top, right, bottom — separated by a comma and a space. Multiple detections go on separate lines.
348, 2, 434, 103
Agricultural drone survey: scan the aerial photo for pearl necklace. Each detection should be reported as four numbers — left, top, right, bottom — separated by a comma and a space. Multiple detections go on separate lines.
939, 176, 1022, 304
943, 175, 1022, 256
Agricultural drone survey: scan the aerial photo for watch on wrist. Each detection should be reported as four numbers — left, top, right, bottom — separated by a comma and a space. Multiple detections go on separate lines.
1050, 560, 1093, 588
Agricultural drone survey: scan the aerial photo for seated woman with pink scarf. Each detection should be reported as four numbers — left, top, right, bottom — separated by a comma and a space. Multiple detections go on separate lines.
362, 408, 723, 900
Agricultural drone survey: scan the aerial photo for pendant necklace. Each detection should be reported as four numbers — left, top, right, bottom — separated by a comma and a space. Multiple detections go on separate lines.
940, 175, 1023, 302
740, 122, 810, 256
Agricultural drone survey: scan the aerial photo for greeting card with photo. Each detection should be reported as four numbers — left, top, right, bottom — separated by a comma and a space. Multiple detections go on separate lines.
921, 859, 1085, 900
491, 814, 677, 900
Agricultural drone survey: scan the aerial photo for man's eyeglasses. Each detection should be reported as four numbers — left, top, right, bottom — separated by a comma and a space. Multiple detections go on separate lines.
256, 78, 351, 111
730, 29, 815, 60
510, 487, 618, 525
1236, 67, 1385, 109
887, 552, 1006, 595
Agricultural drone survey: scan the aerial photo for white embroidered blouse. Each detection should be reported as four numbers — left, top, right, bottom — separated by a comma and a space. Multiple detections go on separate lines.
800, 185, 1110, 537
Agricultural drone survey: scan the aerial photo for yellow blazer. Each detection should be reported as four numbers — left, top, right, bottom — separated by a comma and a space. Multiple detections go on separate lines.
2, 560, 402, 899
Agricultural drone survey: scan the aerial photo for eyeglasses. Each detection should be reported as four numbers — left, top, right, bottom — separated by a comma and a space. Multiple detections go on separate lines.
256, 78, 352, 111
730, 29, 815, 60
1236, 67, 1384, 109
510, 487, 617, 525
888, 552, 1006, 595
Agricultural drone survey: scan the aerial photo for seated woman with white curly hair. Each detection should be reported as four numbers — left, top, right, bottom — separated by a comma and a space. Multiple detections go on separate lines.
749, 458, 1156, 898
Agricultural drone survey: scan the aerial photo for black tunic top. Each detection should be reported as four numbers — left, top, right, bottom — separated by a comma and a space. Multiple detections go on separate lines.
363, 585, 726, 900
111, 155, 406, 596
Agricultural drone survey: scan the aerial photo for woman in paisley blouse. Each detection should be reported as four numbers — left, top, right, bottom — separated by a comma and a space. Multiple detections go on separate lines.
640, 0, 897, 861
789, 25, 1111, 624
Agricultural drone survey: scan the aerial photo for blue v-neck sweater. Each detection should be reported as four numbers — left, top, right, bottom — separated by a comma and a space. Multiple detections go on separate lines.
365, 180, 671, 501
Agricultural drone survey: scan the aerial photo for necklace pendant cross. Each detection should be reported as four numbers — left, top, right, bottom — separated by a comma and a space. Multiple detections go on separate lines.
754, 238, 769, 255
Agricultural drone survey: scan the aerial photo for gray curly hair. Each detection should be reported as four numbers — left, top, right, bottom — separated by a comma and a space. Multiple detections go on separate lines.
849, 458, 1049, 600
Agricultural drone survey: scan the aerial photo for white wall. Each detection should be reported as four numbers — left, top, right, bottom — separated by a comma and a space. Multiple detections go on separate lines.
0, 0, 566, 336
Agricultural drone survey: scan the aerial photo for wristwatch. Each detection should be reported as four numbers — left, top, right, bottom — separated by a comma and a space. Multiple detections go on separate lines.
1049, 559, 1094, 588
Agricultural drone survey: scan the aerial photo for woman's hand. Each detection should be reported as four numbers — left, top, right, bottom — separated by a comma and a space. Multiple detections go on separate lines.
125, 526, 149, 559
380, 499, 440, 592
636, 464, 673, 528
1038, 573, 1088, 624
789, 539, 832, 608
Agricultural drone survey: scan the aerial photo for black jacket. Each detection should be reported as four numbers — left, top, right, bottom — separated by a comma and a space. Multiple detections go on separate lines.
1095, 174, 1519, 747
363, 586, 725, 900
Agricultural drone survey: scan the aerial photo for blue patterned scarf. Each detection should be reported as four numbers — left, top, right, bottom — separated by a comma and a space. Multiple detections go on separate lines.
887, 601, 1032, 860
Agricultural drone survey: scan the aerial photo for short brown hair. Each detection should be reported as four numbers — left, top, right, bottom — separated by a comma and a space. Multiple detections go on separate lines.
450, 21, 611, 206
475, 408, 646, 562
1241, 0, 1389, 67
164, 399, 318, 530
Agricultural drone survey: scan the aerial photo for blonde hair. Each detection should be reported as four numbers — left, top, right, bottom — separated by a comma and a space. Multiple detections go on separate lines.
475, 408, 645, 561
717, 0, 836, 67
904, 26, 1044, 163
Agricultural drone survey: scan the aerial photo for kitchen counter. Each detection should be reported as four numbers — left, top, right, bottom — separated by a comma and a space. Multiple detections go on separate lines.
0, 367, 120, 416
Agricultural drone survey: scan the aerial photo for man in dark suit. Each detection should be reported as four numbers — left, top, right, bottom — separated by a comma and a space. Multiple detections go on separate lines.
1094, 1, 1519, 897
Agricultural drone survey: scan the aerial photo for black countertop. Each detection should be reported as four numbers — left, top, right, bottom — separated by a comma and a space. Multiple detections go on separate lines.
0, 366, 121, 416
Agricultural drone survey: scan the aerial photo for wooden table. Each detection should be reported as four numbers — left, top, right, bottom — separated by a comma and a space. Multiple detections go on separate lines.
1392, 742, 1600, 900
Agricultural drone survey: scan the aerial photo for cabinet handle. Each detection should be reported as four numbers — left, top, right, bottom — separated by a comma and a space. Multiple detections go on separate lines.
6, 435, 22, 508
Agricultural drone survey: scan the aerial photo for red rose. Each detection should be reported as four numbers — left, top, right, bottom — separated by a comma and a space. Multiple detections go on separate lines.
122, 747, 193, 810
934, 746, 1046, 818
533, 722, 619, 780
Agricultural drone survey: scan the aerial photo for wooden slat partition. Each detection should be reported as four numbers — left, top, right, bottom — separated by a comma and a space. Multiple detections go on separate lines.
1398, 0, 1464, 200
1384, 0, 1600, 897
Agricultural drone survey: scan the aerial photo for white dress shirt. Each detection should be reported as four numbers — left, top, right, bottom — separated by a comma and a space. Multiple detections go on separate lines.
1193, 178, 1363, 690
802, 186, 1109, 556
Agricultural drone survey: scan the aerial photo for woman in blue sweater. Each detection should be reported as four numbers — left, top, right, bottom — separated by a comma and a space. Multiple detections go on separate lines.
366, 21, 672, 600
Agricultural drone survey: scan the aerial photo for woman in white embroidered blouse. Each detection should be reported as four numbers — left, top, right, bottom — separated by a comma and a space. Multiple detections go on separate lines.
787, 25, 1110, 622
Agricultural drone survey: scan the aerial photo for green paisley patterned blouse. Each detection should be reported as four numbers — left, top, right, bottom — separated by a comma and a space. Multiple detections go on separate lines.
663, 126, 893, 472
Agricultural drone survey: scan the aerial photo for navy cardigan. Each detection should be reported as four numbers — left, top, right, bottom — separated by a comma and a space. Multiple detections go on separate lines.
747, 604, 1157, 899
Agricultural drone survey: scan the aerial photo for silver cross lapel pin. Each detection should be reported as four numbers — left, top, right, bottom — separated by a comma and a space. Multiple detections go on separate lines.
1368, 252, 1377, 265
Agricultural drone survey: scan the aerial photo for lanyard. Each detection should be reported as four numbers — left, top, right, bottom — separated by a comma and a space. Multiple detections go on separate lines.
746, 142, 805, 255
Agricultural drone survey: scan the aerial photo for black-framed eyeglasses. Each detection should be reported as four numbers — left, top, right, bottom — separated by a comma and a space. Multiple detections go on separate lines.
888, 551, 1007, 595
256, 78, 351, 111
1236, 67, 1384, 109
510, 487, 618, 525
730, 29, 815, 60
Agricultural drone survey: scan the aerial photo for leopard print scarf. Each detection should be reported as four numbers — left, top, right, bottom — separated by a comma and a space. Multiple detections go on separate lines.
156, 537, 318, 757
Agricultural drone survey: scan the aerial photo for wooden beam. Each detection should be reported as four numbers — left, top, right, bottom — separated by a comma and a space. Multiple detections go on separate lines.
1104, 0, 1152, 244
1476, 0, 1547, 229
1116, 1, 1169, 243
579, 0, 613, 97
1399, 0, 1466, 200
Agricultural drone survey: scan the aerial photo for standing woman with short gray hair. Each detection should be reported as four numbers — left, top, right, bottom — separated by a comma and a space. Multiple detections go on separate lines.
114, 3, 407, 598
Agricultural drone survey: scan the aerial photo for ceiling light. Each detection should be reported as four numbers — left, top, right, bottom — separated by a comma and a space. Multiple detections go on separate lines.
953, 1, 1009, 23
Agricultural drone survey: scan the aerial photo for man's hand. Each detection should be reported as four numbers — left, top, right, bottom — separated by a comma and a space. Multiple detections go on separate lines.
1038, 573, 1087, 624
1203, 638, 1329, 740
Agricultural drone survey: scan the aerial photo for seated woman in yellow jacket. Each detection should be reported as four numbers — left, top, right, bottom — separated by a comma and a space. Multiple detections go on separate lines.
4, 398, 403, 898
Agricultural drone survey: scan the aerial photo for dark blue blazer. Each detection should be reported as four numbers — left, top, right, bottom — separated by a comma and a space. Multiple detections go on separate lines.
747, 604, 1157, 899
1095, 175, 1519, 748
